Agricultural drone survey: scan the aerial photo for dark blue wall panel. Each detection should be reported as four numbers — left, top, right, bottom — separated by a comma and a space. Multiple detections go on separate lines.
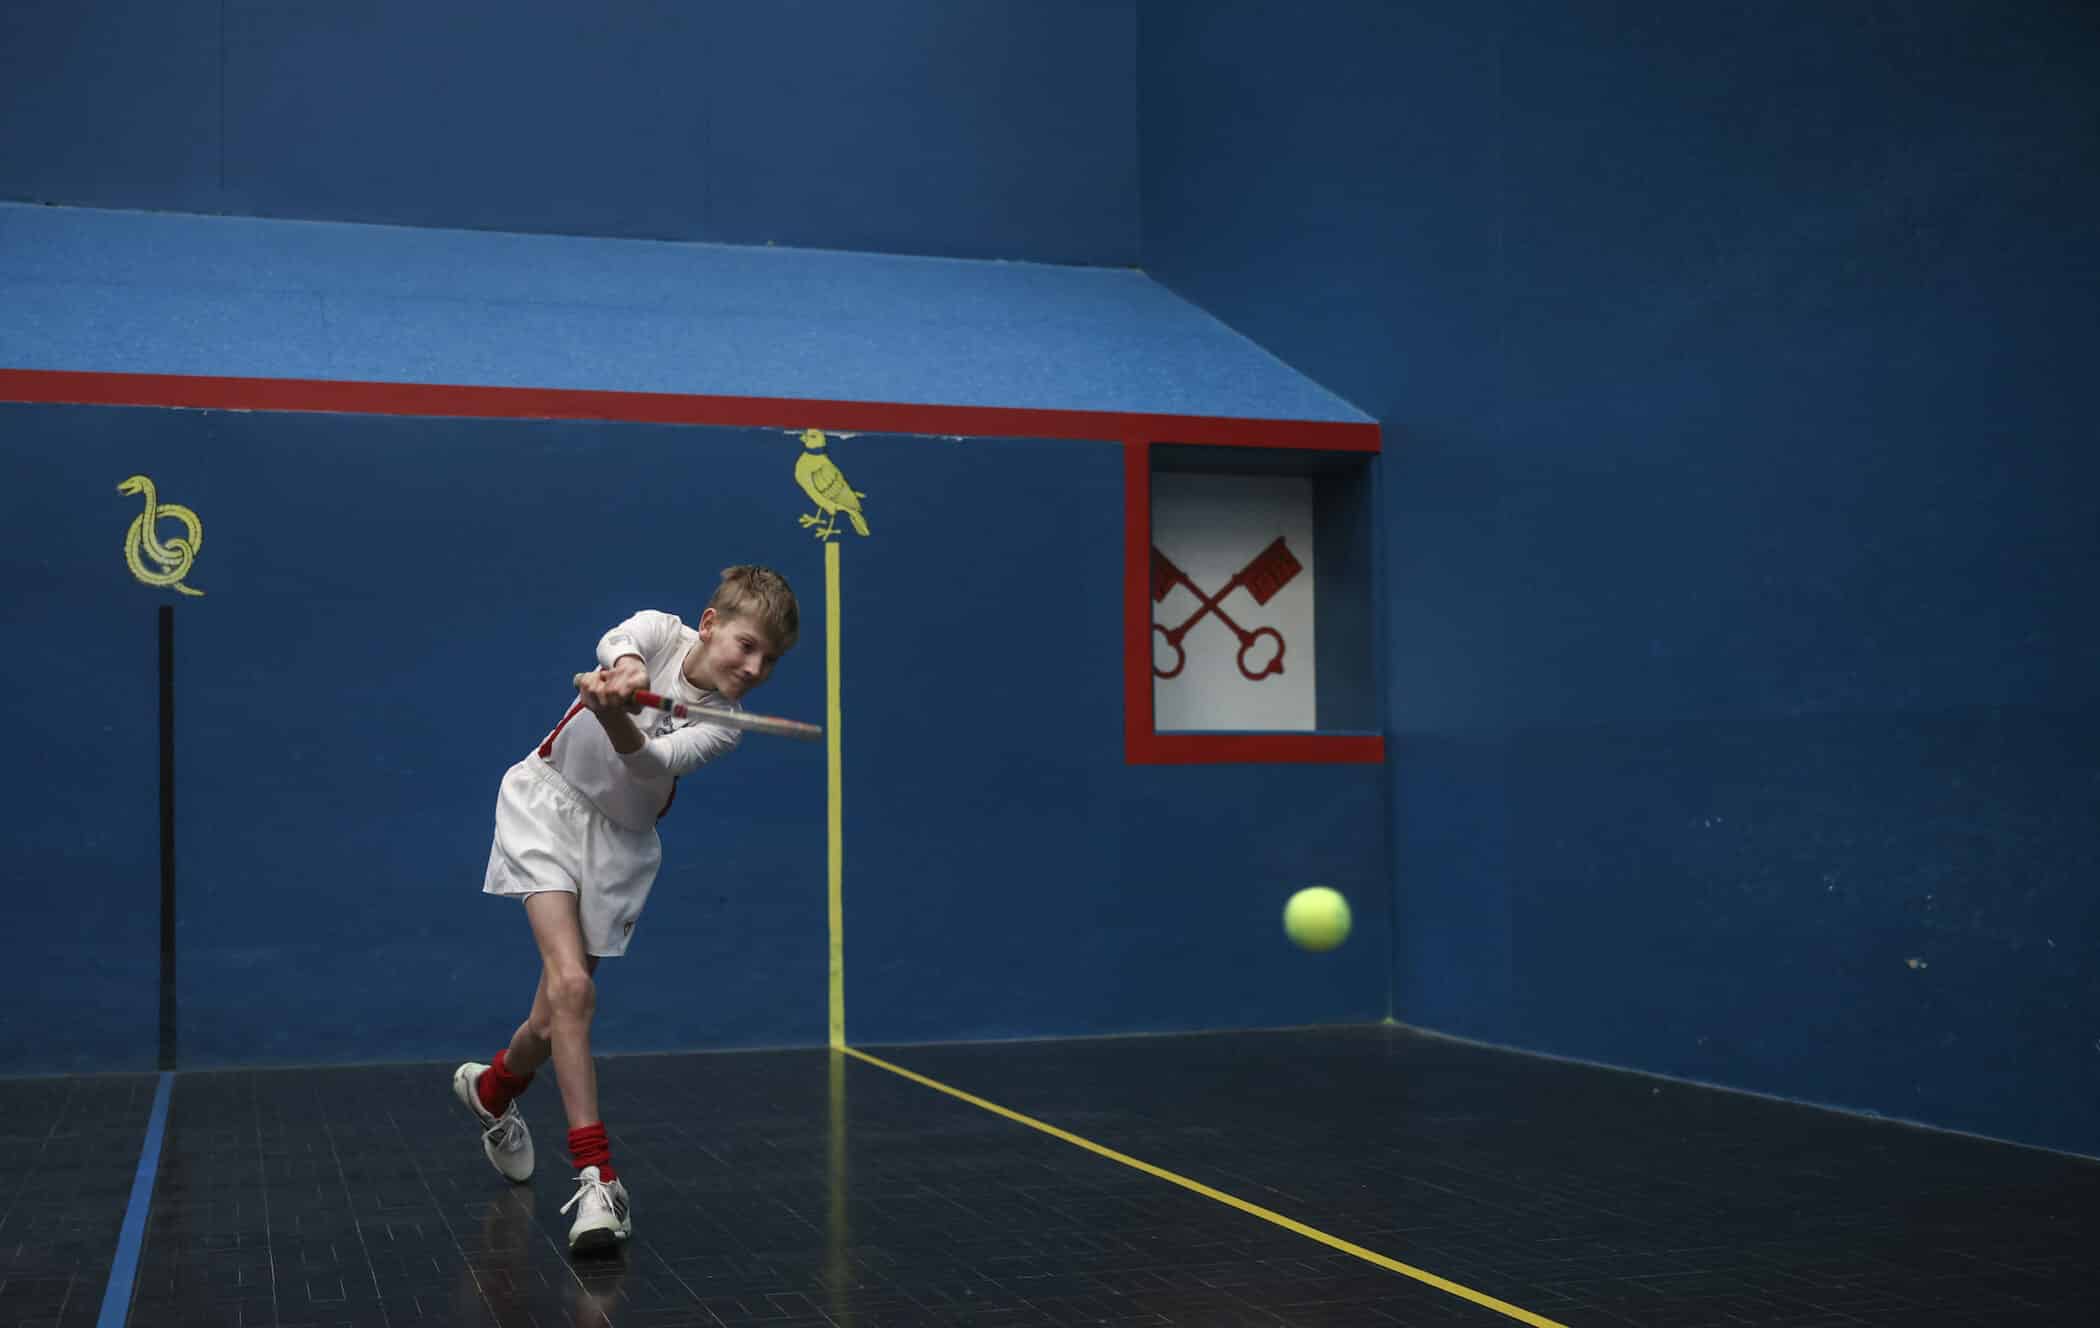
1, 0, 1138, 264
706, 2, 1137, 263
1141, 0, 2100, 1155
218, 2, 716, 242
836, 434, 1388, 1042
169, 412, 835, 1066
3, 405, 834, 1069
0, 0, 221, 214
0, 406, 166, 1071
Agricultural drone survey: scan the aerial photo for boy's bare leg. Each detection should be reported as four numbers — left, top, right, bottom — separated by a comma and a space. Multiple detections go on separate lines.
517, 891, 602, 1130
504, 954, 603, 1078
500, 970, 556, 1075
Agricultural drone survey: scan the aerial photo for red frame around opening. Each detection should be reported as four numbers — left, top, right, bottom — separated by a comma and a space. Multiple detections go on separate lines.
1123, 437, 1386, 766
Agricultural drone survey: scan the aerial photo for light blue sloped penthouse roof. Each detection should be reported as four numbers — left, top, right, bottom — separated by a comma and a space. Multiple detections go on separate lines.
0, 202, 1368, 425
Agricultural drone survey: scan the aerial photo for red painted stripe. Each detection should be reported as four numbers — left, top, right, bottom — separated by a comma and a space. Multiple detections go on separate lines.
0, 368, 1380, 452
1131, 733, 1386, 765
537, 700, 587, 759
1123, 441, 1155, 759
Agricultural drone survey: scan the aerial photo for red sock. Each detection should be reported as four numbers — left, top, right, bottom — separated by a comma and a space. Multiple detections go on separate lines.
568, 1122, 616, 1181
476, 1049, 533, 1117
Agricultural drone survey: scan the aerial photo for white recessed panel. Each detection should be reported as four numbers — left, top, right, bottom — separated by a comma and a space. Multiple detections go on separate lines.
1151, 472, 1316, 732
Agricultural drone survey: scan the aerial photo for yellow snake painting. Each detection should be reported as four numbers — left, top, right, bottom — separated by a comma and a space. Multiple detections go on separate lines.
117, 474, 205, 596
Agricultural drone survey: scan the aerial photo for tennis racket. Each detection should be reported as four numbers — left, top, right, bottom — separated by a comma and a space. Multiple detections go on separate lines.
570, 673, 822, 742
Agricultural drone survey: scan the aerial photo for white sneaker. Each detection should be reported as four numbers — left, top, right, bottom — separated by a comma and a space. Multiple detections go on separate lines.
451, 1062, 535, 1183
560, 1166, 632, 1254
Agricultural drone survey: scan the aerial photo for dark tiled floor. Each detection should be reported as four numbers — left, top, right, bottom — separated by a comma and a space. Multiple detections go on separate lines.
117, 1049, 1510, 1327
0, 1072, 160, 1328
13, 1029, 2100, 1326
873, 1028, 2100, 1326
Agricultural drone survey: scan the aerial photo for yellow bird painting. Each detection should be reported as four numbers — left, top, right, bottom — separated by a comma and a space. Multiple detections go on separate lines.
794, 429, 870, 540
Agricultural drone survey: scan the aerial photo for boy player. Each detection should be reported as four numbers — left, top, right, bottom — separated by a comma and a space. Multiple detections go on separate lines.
453, 565, 798, 1253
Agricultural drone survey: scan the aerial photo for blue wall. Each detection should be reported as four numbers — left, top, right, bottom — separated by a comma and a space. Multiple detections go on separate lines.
0, 411, 161, 1071
837, 434, 1387, 1044
0, 0, 1138, 265
0, 407, 1388, 1070
3, 407, 834, 1068
1140, 0, 2100, 1156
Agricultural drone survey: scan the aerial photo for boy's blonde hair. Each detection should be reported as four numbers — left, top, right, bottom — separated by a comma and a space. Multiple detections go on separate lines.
706, 564, 799, 651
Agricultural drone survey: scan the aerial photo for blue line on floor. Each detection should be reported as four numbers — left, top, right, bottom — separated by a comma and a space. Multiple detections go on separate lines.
97, 1071, 173, 1328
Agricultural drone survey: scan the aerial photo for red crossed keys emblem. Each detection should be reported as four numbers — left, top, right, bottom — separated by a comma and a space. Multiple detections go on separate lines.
1151, 536, 1304, 681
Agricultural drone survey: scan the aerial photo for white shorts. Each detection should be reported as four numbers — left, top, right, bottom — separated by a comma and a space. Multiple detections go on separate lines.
482, 757, 662, 957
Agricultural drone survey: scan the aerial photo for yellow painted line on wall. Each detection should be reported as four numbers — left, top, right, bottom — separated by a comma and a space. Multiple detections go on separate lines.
826, 539, 845, 1049
842, 1046, 1568, 1328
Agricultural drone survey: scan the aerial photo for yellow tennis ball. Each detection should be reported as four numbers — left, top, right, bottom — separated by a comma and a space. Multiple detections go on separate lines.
1283, 886, 1351, 952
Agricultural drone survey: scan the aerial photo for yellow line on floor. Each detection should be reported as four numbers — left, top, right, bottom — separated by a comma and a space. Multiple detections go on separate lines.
842, 1046, 1567, 1328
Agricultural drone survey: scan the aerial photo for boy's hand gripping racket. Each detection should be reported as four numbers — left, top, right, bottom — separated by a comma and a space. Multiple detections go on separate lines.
571, 673, 822, 742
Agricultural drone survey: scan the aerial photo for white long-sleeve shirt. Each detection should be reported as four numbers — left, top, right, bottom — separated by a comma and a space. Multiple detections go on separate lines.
532, 610, 742, 830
